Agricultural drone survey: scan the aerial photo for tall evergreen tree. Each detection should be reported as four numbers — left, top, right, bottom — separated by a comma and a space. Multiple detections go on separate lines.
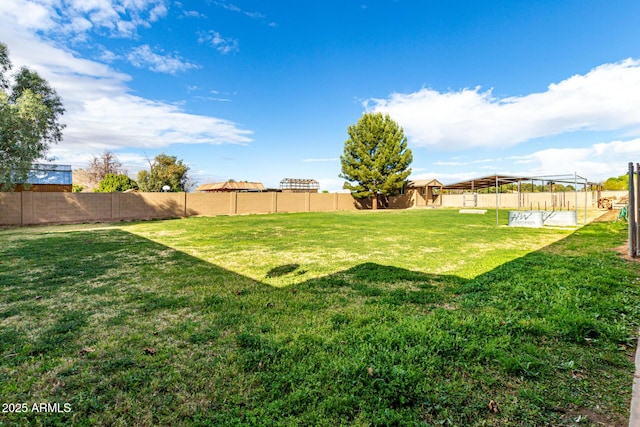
340, 112, 412, 209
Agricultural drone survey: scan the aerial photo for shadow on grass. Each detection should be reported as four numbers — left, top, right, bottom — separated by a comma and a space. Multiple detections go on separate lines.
265, 263, 303, 278
0, 221, 638, 426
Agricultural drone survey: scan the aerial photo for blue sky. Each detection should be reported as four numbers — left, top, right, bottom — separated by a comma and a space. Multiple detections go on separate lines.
1, 1, 640, 191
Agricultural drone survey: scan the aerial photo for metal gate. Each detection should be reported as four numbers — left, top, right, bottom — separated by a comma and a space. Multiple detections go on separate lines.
463, 191, 477, 207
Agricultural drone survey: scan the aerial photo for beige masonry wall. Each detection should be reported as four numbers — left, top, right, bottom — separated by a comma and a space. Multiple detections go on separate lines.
186, 193, 235, 216
276, 193, 307, 213
338, 193, 360, 210
0, 192, 21, 225
33, 193, 113, 224
118, 192, 186, 219
237, 192, 274, 214
310, 193, 337, 212
0, 190, 625, 227
441, 190, 625, 209
0, 191, 360, 226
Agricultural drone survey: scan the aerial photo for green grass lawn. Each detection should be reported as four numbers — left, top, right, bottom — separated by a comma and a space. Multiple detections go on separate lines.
1, 209, 638, 426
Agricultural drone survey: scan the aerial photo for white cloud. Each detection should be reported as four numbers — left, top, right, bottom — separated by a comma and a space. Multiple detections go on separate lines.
148, 3, 168, 22
432, 161, 465, 166
367, 59, 640, 150
199, 30, 239, 54
0, 0, 56, 31
97, 46, 120, 62
0, 0, 170, 39
66, 95, 252, 147
195, 97, 232, 102
212, 1, 265, 20
433, 158, 498, 167
410, 171, 479, 185
516, 138, 640, 181
0, 4, 253, 171
127, 45, 200, 74
183, 9, 206, 18
426, 138, 640, 184
432, 159, 502, 168
69, 0, 168, 38
317, 178, 349, 193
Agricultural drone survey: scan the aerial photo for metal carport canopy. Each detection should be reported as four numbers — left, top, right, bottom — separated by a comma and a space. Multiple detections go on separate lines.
441, 173, 598, 227
442, 175, 532, 191
442, 174, 599, 190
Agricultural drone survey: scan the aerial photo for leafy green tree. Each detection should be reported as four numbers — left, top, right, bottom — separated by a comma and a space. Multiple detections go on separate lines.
137, 153, 191, 192
0, 42, 10, 89
0, 42, 65, 191
96, 174, 138, 193
602, 175, 628, 191
11, 67, 65, 144
340, 112, 412, 209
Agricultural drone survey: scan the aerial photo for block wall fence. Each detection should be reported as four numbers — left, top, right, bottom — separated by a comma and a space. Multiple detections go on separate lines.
0, 190, 624, 226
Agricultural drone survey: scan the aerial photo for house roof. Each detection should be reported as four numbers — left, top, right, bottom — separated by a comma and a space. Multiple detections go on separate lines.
24, 164, 72, 185
407, 179, 443, 188
195, 181, 266, 192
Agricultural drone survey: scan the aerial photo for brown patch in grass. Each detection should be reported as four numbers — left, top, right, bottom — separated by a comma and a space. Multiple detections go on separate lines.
559, 406, 626, 426
613, 244, 640, 263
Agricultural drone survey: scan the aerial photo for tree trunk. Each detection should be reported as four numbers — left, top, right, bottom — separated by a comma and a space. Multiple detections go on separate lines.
372, 193, 378, 210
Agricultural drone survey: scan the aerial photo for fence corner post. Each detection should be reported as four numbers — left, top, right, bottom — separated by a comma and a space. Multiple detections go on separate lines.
629, 162, 636, 258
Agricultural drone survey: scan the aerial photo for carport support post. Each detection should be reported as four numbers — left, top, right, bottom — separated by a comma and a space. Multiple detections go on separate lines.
574, 172, 578, 228
583, 180, 587, 225
629, 162, 636, 258
636, 163, 640, 255
495, 175, 499, 226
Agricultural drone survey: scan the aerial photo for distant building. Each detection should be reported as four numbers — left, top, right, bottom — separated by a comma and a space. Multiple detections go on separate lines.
8, 164, 73, 192
195, 181, 266, 192
279, 178, 319, 193
404, 179, 443, 207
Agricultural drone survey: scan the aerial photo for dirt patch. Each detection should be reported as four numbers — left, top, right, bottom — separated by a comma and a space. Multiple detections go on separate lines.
593, 209, 621, 222
597, 208, 639, 262
560, 407, 626, 426
613, 244, 640, 263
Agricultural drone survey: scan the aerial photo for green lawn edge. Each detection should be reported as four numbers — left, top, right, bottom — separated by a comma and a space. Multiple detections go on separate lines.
0, 210, 638, 426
